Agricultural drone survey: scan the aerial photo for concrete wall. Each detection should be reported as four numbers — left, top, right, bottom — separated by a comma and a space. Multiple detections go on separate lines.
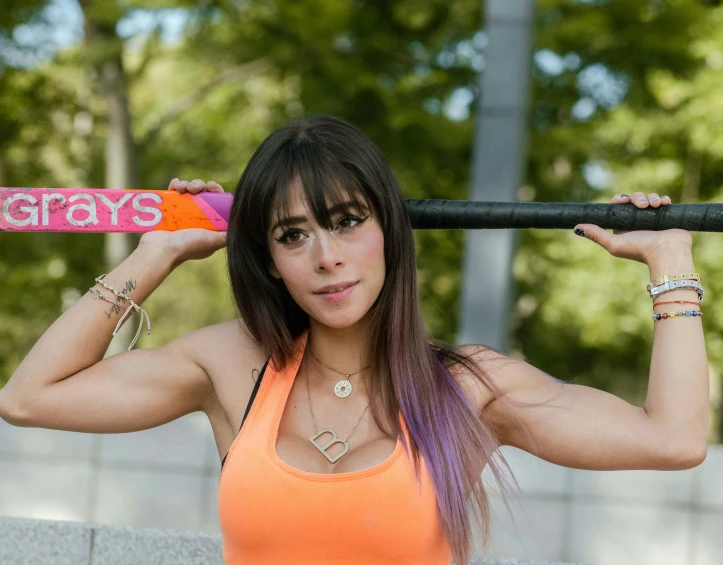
0, 516, 580, 565
1, 413, 721, 564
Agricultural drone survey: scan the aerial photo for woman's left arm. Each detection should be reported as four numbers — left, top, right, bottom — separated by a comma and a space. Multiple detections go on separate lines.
479, 191, 709, 471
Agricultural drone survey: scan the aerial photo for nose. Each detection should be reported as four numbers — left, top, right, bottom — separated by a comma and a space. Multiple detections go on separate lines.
313, 229, 344, 270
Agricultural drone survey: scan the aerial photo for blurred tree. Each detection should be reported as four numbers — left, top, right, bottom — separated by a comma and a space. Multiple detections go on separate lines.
0, 1, 102, 383
0, 0, 272, 371
513, 0, 723, 440
179, 0, 486, 339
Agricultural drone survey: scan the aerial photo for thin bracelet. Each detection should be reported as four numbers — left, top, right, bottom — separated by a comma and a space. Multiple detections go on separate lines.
89, 287, 130, 311
90, 277, 151, 350
652, 299, 700, 307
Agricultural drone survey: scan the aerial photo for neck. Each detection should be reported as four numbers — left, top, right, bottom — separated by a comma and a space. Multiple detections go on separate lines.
306, 320, 373, 388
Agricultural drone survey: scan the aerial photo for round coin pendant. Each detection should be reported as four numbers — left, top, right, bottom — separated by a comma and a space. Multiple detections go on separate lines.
334, 380, 353, 398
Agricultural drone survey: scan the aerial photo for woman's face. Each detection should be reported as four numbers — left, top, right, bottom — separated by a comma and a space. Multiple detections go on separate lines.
266, 180, 386, 330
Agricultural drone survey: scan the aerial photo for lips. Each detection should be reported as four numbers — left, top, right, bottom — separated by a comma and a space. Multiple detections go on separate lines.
314, 281, 358, 294
314, 281, 358, 303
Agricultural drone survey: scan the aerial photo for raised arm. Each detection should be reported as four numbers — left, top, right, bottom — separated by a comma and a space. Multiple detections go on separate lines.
480, 191, 708, 471
0, 179, 229, 433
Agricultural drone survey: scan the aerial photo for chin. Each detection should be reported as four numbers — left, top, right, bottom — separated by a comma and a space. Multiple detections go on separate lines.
320, 314, 362, 329
309, 305, 369, 329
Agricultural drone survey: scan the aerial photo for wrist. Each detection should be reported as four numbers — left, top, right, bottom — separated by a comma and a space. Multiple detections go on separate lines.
134, 241, 179, 274
646, 244, 700, 304
646, 244, 695, 281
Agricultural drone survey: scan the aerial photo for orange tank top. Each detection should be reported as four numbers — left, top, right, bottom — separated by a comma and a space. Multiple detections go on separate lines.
217, 329, 453, 564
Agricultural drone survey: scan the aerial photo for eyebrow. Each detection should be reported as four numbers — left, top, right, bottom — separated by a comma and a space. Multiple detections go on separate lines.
270, 201, 369, 234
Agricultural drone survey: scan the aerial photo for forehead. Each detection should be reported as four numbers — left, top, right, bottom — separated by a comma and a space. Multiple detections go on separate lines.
279, 180, 311, 213
268, 177, 369, 232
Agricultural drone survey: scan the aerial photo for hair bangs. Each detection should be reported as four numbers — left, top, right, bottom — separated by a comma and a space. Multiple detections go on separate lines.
266, 138, 376, 239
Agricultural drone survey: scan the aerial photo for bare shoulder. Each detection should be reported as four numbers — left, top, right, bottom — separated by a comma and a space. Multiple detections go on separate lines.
181, 319, 268, 422
188, 318, 265, 364
443, 343, 527, 416
189, 318, 268, 387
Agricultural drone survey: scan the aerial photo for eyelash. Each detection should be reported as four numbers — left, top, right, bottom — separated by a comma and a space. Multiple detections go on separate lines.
274, 214, 369, 247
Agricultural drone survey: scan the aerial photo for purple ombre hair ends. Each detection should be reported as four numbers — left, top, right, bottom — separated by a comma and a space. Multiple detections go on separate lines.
226, 114, 529, 565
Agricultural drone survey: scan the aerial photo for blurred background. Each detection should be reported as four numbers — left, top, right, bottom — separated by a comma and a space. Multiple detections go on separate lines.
1, 1, 723, 564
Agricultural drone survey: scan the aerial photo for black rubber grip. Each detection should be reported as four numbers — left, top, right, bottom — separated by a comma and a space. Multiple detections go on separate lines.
406, 200, 723, 232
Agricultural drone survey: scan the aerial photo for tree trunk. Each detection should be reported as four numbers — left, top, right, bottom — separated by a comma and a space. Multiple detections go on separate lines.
82, 6, 139, 355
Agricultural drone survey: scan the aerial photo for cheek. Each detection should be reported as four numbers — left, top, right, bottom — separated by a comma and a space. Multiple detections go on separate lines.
358, 229, 386, 289
368, 233, 385, 275
271, 256, 306, 286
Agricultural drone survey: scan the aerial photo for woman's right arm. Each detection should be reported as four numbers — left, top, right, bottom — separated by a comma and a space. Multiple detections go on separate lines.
0, 179, 229, 433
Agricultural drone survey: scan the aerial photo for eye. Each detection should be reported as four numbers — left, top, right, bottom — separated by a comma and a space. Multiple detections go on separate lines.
273, 214, 369, 248
274, 228, 307, 247
334, 214, 368, 232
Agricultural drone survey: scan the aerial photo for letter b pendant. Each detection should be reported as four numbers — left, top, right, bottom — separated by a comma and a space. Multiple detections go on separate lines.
309, 429, 349, 463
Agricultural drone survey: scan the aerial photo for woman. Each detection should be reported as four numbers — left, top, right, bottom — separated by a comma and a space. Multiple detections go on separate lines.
0, 115, 709, 565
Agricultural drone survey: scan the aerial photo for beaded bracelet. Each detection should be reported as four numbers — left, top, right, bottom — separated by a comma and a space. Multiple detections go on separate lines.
652, 310, 702, 320
91, 275, 151, 351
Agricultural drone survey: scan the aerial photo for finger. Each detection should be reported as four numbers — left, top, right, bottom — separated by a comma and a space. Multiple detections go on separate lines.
187, 179, 206, 194
573, 224, 614, 250
630, 191, 649, 207
661, 195, 672, 204
168, 178, 180, 191
647, 193, 662, 208
612, 193, 631, 203
210, 231, 227, 249
174, 180, 189, 193
206, 180, 224, 192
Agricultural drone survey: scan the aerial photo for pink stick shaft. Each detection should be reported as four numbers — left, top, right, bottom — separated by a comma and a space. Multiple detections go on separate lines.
0, 188, 232, 233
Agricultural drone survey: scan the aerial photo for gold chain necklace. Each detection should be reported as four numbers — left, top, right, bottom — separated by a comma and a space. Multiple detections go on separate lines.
308, 338, 370, 398
305, 355, 370, 464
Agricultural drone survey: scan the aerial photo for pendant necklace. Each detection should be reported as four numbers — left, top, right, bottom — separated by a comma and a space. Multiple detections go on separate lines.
308, 337, 370, 398
305, 355, 370, 464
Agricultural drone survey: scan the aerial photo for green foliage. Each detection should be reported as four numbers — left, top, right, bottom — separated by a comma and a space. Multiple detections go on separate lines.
515, 0, 723, 439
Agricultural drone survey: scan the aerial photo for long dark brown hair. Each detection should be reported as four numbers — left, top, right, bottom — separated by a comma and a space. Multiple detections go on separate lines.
226, 114, 538, 565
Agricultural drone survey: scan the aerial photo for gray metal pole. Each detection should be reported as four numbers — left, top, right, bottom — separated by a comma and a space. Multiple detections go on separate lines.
458, 0, 534, 349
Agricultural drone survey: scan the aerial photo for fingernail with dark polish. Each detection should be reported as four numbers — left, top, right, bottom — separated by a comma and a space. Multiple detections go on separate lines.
620, 194, 628, 198
574, 228, 585, 237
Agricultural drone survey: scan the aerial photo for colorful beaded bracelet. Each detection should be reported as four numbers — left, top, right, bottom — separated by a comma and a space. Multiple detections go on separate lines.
652, 310, 703, 320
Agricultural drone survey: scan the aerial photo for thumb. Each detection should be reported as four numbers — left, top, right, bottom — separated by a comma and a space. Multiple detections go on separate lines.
573, 224, 611, 249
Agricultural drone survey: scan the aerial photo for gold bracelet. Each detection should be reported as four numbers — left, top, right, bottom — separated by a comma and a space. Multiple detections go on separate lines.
646, 273, 700, 293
